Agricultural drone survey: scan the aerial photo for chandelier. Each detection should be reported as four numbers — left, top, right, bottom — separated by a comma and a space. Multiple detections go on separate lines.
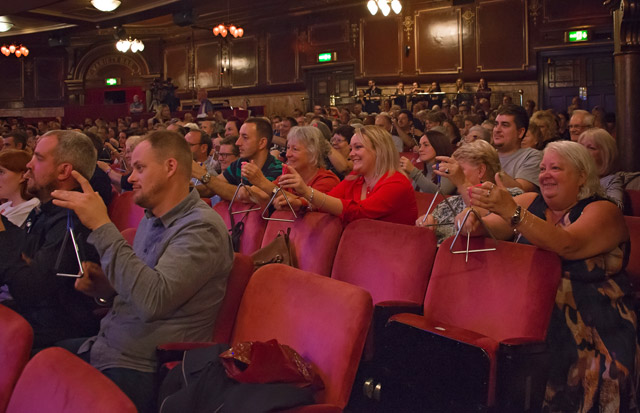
212, 24, 244, 38
116, 38, 144, 53
367, 0, 402, 16
1, 44, 29, 57
91, 0, 121, 12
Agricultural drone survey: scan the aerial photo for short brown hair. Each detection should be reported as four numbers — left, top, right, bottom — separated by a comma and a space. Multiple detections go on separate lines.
143, 130, 192, 178
0, 149, 33, 200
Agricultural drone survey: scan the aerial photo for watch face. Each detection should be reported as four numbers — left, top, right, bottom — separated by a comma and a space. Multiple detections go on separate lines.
201, 173, 211, 183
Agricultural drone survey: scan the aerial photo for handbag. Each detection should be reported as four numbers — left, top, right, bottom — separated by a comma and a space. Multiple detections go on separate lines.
251, 228, 296, 270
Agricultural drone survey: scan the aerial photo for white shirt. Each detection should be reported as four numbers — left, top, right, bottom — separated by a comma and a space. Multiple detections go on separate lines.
0, 198, 41, 227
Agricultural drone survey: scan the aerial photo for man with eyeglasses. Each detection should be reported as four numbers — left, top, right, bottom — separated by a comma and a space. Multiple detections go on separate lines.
184, 129, 218, 186
218, 137, 239, 172
568, 109, 594, 141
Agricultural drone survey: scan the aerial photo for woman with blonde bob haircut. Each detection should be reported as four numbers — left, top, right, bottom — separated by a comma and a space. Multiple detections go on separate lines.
459, 140, 638, 412
577, 127, 623, 207
280, 125, 417, 224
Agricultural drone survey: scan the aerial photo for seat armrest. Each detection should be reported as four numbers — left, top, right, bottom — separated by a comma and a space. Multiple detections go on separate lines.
156, 341, 216, 366
499, 337, 547, 355
374, 301, 423, 325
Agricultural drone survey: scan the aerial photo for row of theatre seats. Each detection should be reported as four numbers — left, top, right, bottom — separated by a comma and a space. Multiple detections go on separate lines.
1, 189, 637, 412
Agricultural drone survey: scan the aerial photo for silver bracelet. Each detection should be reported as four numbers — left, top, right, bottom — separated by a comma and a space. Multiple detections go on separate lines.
308, 188, 315, 204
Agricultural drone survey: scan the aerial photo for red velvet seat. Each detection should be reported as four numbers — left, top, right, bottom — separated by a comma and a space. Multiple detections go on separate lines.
331, 218, 437, 306
260, 211, 344, 276
214, 200, 267, 254
120, 227, 137, 246
625, 216, 640, 295
232, 264, 372, 411
414, 191, 445, 217
0, 305, 33, 413
373, 236, 562, 412
6, 347, 136, 413
625, 189, 640, 216
107, 190, 145, 232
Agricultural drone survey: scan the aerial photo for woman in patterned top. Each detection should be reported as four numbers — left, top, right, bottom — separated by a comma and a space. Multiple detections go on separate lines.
461, 141, 638, 413
416, 140, 521, 244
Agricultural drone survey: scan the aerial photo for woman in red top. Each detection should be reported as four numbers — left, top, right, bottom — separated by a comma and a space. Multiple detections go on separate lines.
247, 126, 339, 212
280, 125, 417, 225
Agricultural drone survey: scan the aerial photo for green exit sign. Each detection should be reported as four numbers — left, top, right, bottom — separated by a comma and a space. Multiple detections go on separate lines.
105, 78, 120, 86
566, 30, 589, 42
318, 52, 336, 63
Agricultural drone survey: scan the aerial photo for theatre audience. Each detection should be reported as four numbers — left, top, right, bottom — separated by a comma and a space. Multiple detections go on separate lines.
416, 140, 522, 244
194, 117, 281, 203
250, 126, 339, 212
0, 149, 40, 226
279, 125, 417, 225
530, 109, 560, 147
400, 130, 456, 195
521, 122, 544, 150
98, 135, 143, 192
328, 125, 354, 177
51, 130, 233, 413
0, 130, 102, 348
461, 140, 638, 413
464, 125, 491, 144
577, 128, 624, 208
492, 104, 541, 192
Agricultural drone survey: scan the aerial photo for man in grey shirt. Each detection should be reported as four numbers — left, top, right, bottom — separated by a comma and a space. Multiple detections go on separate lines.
52, 130, 233, 413
493, 104, 541, 192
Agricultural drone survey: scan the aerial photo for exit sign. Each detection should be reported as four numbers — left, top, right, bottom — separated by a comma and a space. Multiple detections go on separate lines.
105, 78, 120, 86
318, 52, 336, 63
566, 30, 589, 42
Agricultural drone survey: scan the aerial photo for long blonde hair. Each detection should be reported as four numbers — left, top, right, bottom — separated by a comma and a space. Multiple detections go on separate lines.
350, 125, 400, 179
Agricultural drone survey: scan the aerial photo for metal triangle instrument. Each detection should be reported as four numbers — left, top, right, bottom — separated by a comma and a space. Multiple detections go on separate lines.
262, 186, 297, 222
449, 207, 498, 262
229, 182, 261, 214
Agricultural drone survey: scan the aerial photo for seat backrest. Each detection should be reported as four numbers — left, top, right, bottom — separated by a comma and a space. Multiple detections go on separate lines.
232, 264, 373, 409
625, 190, 640, 216
414, 191, 445, 217
625, 216, 640, 292
107, 190, 145, 232
0, 305, 33, 413
120, 227, 137, 246
261, 211, 344, 276
211, 253, 255, 343
424, 237, 562, 342
331, 219, 437, 305
213, 200, 267, 254
6, 347, 136, 413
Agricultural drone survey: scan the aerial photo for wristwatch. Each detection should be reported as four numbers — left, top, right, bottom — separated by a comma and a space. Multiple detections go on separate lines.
200, 172, 211, 184
510, 205, 523, 227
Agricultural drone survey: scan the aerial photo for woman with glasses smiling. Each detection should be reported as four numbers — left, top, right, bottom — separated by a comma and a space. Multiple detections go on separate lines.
327, 125, 355, 179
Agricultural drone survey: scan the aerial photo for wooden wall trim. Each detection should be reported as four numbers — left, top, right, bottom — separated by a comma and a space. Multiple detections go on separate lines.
266, 30, 300, 86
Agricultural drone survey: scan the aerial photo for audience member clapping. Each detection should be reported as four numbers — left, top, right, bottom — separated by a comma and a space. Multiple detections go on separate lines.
459, 140, 637, 413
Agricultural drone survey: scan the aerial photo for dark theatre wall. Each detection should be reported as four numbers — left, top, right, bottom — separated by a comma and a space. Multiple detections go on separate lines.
0, 0, 613, 111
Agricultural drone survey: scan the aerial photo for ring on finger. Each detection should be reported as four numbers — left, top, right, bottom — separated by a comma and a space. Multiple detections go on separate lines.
445, 168, 450, 174
486, 189, 491, 197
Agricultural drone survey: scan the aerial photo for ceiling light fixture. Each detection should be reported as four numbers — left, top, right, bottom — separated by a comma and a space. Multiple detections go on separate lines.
213, 0, 244, 39
116, 38, 144, 53
1, 44, 29, 58
367, 0, 402, 16
0, 17, 13, 33
91, 0, 121, 12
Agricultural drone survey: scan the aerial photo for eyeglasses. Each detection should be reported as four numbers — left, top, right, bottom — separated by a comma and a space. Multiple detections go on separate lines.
331, 137, 346, 144
568, 124, 585, 129
218, 152, 234, 158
